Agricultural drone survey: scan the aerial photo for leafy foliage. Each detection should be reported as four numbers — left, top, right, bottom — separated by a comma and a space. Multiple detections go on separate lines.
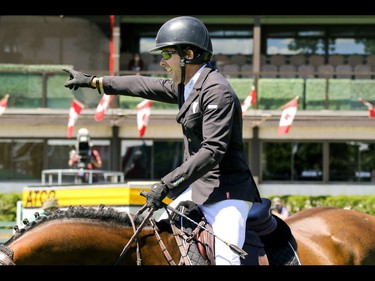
271, 195, 375, 216
0, 193, 22, 221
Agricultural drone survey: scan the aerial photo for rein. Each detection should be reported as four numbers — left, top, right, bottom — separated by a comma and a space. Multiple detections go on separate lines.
170, 221, 195, 265
114, 205, 154, 265
115, 205, 184, 265
124, 211, 142, 265
118, 205, 211, 266
149, 218, 179, 265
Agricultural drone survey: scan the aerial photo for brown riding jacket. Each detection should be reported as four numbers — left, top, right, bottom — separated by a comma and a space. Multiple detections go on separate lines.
102, 65, 261, 205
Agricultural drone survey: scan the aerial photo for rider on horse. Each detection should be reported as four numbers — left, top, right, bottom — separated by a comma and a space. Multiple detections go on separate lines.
63, 15, 261, 265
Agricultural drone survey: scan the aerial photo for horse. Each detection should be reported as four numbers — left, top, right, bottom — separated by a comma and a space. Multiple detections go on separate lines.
1, 203, 375, 265
285, 206, 375, 265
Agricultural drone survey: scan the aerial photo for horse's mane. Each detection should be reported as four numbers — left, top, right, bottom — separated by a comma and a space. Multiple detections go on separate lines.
8, 205, 147, 243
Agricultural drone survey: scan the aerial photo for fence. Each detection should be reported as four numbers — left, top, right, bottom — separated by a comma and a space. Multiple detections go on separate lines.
1, 64, 375, 112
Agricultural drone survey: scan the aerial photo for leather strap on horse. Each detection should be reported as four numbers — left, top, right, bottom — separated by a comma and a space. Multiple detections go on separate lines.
125, 212, 141, 265
149, 218, 177, 265
148, 209, 191, 265
170, 222, 193, 265
150, 217, 209, 265
0, 245, 15, 266
0, 251, 15, 266
114, 207, 154, 265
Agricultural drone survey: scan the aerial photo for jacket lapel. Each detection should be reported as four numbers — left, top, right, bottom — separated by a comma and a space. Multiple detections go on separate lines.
176, 67, 212, 122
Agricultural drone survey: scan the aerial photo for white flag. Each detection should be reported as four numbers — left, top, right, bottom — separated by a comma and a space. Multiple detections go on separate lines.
278, 97, 298, 135
358, 97, 375, 118
67, 99, 84, 139
95, 95, 114, 122
241, 85, 256, 117
137, 99, 152, 137
0, 94, 9, 115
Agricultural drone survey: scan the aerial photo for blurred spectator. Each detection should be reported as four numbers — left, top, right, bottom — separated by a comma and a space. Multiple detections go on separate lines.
27, 198, 60, 223
41, 198, 60, 214
68, 128, 102, 183
271, 197, 290, 220
127, 53, 144, 72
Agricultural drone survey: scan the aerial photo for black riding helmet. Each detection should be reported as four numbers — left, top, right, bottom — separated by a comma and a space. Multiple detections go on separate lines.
149, 16, 213, 56
149, 16, 213, 86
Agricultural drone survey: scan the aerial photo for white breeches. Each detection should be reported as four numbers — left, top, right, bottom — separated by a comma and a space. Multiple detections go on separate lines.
157, 186, 252, 265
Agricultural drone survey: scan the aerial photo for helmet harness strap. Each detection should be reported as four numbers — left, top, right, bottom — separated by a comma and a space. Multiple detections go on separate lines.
176, 45, 207, 107
176, 46, 186, 108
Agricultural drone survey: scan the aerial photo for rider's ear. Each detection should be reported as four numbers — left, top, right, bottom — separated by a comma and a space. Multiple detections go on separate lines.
185, 50, 194, 60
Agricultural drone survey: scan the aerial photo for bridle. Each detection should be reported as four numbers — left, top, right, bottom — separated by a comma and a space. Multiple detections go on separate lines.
0, 244, 15, 265
114, 205, 183, 265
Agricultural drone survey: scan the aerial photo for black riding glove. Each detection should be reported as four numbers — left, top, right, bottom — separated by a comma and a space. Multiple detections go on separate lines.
146, 182, 169, 210
63, 67, 96, 90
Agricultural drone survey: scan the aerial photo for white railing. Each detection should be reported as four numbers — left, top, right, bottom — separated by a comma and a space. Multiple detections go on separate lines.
41, 169, 124, 185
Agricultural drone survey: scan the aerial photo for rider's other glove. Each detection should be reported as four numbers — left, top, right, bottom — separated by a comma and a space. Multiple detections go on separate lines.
63, 67, 96, 90
146, 182, 169, 210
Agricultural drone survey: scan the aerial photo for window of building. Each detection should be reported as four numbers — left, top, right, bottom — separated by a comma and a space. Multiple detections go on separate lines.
264, 25, 372, 56
152, 140, 183, 179
261, 142, 323, 182
140, 37, 253, 55
121, 140, 152, 180
329, 142, 375, 182
121, 139, 183, 181
267, 38, 326, 55
47, 139, 111, 171
2, 137, 375, 186
0, 139, 43, 181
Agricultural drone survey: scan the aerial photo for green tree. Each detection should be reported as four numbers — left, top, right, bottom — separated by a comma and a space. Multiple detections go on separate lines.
0, 193, 22, 221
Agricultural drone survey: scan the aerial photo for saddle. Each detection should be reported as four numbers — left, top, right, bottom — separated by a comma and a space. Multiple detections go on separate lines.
156, 198, 300, 266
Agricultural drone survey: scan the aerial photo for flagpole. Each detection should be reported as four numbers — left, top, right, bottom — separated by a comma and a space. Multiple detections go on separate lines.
358, 97, 374, 108
358, 97, 375, 118
95, 15, 116, 122
252, 96, 299, 127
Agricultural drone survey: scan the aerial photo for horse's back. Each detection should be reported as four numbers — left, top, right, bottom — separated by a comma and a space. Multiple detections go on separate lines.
286, 207, 375, 265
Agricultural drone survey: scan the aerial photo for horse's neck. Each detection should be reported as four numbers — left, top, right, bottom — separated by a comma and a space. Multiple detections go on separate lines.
10, 221, 143, 265
9, 220, 179, 265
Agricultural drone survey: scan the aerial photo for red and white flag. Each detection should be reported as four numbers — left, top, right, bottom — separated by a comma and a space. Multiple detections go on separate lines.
278, 97, 299, 135
95, 95, 114, 121
241, 85, 257, 117
358, 97, 375, 118
67, 99, 84, 139
0, 94, 9, 115
137, 99, 152, 138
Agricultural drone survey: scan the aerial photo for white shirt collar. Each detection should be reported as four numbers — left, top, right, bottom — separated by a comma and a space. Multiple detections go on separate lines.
184, 64, 206, 101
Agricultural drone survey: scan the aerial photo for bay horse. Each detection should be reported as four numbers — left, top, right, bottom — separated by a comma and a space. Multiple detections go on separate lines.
285, 206, 375, 265
1, 203, 375, 265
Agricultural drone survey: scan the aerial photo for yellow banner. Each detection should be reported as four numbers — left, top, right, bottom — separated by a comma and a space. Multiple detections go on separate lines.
22, 183, 171, 208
